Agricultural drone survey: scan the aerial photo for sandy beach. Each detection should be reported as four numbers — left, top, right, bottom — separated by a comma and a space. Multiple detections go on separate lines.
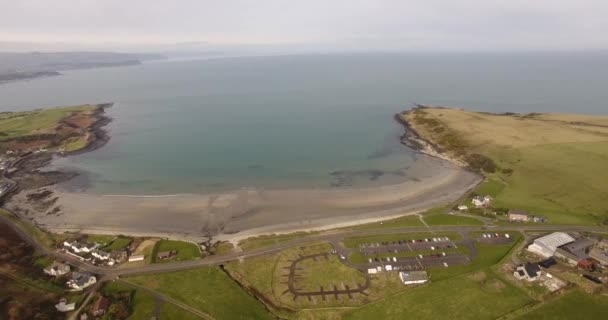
5, 154, 481, 242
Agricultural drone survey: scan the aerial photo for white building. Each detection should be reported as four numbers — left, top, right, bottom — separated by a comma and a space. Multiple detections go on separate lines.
43, 261, 71, 277
55, 298, 76, 312
367, 268, 378, 274
527, 232, 575, 258
63, 241, 98, 254
399, 271, 428, 285
457, 205, 468, 211
128, 255, 145, 262
91, 250, 110, 260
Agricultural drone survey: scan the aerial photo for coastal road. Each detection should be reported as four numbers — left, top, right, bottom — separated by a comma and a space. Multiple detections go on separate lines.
3, 212, 605, 278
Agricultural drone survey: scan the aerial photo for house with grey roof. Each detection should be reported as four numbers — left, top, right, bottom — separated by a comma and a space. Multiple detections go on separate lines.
514, 263, 541, 282
66, 272, 97, 290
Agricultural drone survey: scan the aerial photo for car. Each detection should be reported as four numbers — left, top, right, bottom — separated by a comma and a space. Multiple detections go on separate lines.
441, 252, 446, 256
392, 257, 397, 262
505, 233, 510, 238
418, 254, 423, 259
340, 255, 346, 260
443, 262, 449, 267
430, 246, 435, 250
424, 238, 429, 242
368, 258, 373, 263
394, 249, 398, 253
386, 257, 391, 262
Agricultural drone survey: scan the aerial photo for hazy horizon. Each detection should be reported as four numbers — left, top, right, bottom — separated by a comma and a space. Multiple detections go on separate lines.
2, 1, 608, 53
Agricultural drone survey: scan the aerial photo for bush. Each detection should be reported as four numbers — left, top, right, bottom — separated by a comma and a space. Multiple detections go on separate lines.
465, 153, 497, 173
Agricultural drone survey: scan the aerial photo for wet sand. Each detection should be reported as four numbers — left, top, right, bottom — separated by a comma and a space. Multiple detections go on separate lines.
6, 154, 481, 242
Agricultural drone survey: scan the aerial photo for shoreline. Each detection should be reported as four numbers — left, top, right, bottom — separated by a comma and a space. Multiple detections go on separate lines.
4, 104, 483, 243
394, 105, 469, 167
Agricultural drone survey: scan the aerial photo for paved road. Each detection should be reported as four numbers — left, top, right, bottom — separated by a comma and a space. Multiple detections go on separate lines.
2, 213, 605, 278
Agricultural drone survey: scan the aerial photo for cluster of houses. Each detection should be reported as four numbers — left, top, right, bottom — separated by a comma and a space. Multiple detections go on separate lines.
44, 260, 98, 291
63, 240, 128, 266
457, 195, 493, 211
513, 232, 608, 288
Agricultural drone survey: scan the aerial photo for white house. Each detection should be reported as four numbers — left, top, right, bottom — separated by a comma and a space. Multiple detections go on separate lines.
67, 272, 97, 290
63, 241, 98, 254
472, 195, 493, 208
457, 205, 468, 211
55, 298, 76, 312
91, 250, 110, 260
44, 261, 71, 277
399, 271, 428, 285
514, 263, 541, 282
527, 232, 575, 258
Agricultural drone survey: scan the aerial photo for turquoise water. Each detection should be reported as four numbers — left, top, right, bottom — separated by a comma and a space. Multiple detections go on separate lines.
1, 53, 607, 194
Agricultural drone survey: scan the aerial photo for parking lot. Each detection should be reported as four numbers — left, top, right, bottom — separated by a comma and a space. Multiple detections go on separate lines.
364, 253, 470, 272
359, 237, 457, 256
477, 233, 513, 245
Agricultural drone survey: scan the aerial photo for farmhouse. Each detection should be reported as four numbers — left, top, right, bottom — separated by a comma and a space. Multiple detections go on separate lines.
472, 195, 492, 208
527, 232, 575, 258
399, 271, 428, 285
67, 272, 97, 290
508, 210, 529, 222
514, 263, 541, 282
44, 261, 70, 277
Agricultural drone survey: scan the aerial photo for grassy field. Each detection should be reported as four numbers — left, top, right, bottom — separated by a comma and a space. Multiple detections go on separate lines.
101, 282, 157, 320
404, 107, 608, 225
423, 213, 484, 226
151, 240, 200, 263
344, 269, 532, 320
0, 105, 95, 141
104, 236, 132, 251
238, 231, 319, 251
159, 303, 201, 320
515, 290, 608, 319
126, 267, 273, 320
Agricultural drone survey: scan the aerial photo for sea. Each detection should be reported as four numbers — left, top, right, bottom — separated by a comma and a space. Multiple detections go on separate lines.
1, 52, 607, 194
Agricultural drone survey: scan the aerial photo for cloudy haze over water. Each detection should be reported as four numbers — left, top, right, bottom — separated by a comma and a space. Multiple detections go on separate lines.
1, 0, 607, 52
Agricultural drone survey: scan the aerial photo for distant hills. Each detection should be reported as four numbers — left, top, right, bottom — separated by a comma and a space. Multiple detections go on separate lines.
0, 52, 166, 83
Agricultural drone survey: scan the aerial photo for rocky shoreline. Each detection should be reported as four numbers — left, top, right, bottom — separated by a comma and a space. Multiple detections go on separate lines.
394, 105, 468, 167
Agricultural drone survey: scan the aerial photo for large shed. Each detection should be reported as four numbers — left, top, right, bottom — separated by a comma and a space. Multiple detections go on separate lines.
527, 232, 575, 258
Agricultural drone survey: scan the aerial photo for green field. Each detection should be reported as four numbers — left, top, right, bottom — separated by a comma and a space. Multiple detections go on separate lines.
516, 290, 608, 319
424, 214, 484, 226
238, 231, 319, 251
0, 105, 95, 141
344, 270, 532, 320
159, 303, 201, 320
151, 240, 201, 263
105, 236, 133, 251
127, 267, 273, 320
405, 108, 608, 225
101, 282, 157, 320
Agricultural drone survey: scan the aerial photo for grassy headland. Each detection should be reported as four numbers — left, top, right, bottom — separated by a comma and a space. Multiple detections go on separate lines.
399, 107, 608, 225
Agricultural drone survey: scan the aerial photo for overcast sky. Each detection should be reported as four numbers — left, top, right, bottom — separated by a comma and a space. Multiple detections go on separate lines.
1, 0, 607, 52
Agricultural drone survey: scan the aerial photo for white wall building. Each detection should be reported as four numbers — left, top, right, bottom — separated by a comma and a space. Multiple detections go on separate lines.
527, 232, 575, 258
